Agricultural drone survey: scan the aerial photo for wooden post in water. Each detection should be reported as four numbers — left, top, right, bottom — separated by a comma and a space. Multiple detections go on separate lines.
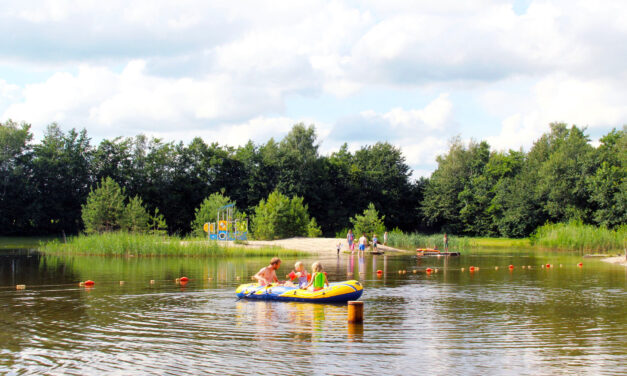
347, 301, 363, 323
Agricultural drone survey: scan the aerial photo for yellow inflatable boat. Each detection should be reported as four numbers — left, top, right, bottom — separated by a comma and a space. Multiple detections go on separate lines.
235, 280, 363, 303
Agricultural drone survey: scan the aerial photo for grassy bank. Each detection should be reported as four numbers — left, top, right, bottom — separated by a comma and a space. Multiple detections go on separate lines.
40, 232, 306, 257
0, 236, 57, 249
387, 232, 471, 251
531, 222, 626, 253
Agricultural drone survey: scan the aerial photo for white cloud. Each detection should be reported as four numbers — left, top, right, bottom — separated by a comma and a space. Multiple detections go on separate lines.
2, 60, 286, 139
485, 73, 627, 150
1, 0, 627, 177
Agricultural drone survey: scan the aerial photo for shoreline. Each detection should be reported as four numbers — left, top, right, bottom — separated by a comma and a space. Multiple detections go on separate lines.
601, 256, 627, 267
223, 237, 407, 255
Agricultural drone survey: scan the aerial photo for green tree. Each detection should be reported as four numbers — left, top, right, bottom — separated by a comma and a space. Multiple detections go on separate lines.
537, 123, 595, 222
422, 137, 476, 233
0, 120, 33, 235
31, 124, 92, 234
251, 190, 312, 240
307, 217, 322, 238
349, 203, 386, 238
82, 177, 126, 234
587, 127, 627, 227
121, 196, 150, 233
149, 208, 168, 235
190, 192, 235, 237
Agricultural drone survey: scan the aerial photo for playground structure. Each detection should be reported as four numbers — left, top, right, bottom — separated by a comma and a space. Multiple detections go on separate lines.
203, 203, 248, 241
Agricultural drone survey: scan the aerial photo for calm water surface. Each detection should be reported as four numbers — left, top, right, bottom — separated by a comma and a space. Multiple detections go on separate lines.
1, 249, 626, 375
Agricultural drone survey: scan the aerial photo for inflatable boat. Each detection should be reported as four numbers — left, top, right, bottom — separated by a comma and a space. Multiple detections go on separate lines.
235, 280, 363, 303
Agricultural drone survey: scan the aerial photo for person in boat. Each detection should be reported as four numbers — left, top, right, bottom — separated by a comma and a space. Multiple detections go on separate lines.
254, 257, 281, 286
304, 261, 329, 291
287, 261, 309, 288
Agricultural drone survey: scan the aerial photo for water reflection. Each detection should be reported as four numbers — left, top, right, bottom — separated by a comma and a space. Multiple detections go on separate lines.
0, 249, 625, 375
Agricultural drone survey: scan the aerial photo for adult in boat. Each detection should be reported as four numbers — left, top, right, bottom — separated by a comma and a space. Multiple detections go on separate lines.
253, 257, 281, 286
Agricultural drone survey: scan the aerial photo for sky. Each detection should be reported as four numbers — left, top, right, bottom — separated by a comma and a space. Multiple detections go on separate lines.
1, 0, 626, 177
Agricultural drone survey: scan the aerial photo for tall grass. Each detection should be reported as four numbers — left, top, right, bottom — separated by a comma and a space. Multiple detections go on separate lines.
531, 221, 626, 253
40, 232, 307, 257
387, 231, 470, 251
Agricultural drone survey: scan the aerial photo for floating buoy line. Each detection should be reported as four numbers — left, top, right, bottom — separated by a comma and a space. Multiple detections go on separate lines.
3, 263, 587, 290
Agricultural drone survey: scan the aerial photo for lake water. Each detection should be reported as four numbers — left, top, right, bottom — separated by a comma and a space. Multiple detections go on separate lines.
1, 249, 626, 375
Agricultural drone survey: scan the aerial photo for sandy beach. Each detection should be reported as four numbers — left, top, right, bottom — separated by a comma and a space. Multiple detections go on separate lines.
601, 255, 627, 267
232, 237, 406, 255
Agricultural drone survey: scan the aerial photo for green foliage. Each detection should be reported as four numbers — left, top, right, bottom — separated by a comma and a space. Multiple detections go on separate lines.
121, 196, 150, 233
251, 190, 312, 240
387, 231, 470, 251
531, 221, 626, 253
82, 177, 126, 234
149, 208, 168, 236
349, 203, 386, 238
40, 232, 306, 257
335, 228, 350, 238
190, 192, 235, 237
2, 121, 626, 240
0, 120, 33, 234
307, 217, 322, 238
587, 127, 627, 227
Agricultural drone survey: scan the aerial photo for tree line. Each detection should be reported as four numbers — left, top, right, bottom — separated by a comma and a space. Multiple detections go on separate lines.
0, 120, 624, 238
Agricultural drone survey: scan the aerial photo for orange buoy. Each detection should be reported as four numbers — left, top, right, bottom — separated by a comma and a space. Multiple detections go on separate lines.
180, 276, 189, 282
508, 265, 514, 270
84, 280, 95, 286
469, 266, 475, 272
577, 262, 583, 267
426, 268, 433, 273
546, 264, 551, 268
377, 269, 383, 274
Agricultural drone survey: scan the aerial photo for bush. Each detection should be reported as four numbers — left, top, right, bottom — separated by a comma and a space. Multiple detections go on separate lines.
190, 192, 236, 237
307, 217, 322, 238
349, 203, 386, 239
82, 177, 166, 235
82, 177, 126, 234
251, 190, 314, 240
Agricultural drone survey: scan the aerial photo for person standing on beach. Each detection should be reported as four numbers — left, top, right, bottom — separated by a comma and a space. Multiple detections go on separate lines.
444, 233, 449, 252
383, 231, 388, 246
347, 230, 354, 252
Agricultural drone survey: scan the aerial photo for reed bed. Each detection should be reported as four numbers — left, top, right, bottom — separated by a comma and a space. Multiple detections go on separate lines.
531, 222, 626, 253
387, 231, 470, 251
40, 232, 306, 257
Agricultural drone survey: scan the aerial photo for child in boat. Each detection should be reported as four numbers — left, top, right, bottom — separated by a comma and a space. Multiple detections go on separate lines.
288, 261, 309, 288
305, 262, 329, 291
